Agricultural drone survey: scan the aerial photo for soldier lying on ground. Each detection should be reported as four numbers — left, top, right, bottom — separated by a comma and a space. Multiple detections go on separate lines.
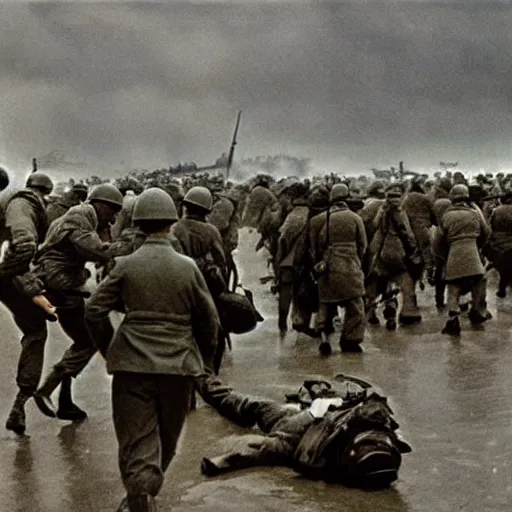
198, 373, 411, 489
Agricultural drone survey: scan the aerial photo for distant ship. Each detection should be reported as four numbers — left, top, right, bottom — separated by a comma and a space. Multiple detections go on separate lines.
36, 150, 87, 169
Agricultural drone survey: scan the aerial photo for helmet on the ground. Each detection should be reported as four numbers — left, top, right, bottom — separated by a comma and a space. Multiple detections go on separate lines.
88, 183, 124, 209
132, 187, 178, 221
26, 172, 53, 194
183, 186, 213, 211
0, 167, 9, 191
449, 184, 470, 201
337, 430, 403, 488
330, 184, 349, 203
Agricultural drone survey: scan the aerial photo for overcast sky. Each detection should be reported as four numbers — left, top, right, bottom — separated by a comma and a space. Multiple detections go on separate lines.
1, 1, 512, 181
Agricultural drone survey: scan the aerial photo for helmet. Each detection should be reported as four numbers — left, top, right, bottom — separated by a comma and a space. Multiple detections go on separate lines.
449, 184, 470, 201
88, 183, 124, 209
183, 186, 213, 211
0, 167, 9, 191
330, 183, 349, 202
132, 188, 178, 222
26, 172, 53, 194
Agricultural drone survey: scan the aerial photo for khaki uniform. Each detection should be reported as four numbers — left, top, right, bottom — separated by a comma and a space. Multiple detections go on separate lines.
363, 202, 421, 324
487, 203, 512, 295
310, 204, 367, 347
275, 201, 309, 330
435, 203, 490, 318
0, 190, 49, 397
85, 237, 219, 498
33, 204, 114, 381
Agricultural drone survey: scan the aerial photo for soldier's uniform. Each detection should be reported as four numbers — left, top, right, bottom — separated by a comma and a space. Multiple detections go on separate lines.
198, 375, 411, 488
487, 197, 512, 297
275, 195, 309, 332
402, 187, 436, 280
435, 185, 491, 335
85, 188, 219, 512
0, 174, 53, 435
31, 185, 124, 420
363, 184, 422, 330
310, 185, 368, 353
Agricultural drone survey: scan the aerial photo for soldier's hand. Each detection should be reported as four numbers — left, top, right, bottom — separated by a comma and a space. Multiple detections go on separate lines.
32, 295, 58, 321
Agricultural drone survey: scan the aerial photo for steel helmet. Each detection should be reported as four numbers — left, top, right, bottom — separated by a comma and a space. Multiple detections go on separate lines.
0, 167, 9, 191
26, 172, 53, 194
330, 183, 349, 203
183, 186, 213, 211
449, 184, 470, 201
88, 183, 124, 209
132, 187, 178, 221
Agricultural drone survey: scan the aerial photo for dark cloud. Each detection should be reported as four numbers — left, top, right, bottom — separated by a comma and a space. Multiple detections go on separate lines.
1, 2, 512, 182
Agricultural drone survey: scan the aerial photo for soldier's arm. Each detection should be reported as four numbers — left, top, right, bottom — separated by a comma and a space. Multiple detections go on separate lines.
85, 261, 125, 357
355, 215, 368, 262
69, 228, 112, 263
210, 227, 227, 270
190, 265, 220, 374
0, 197, 40, 276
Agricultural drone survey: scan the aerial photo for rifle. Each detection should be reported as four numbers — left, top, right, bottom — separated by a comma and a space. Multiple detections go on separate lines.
32, 158, 38, 173
226, 110, 242, 181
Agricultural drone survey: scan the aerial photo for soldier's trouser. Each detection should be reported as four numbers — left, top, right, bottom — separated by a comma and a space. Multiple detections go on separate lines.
0, 279, 48, 395
278, 268, 294, 328
112, 372, 193, 496
52, 298, 97, 378
317, 297, 365, 345
396, 272, 421, 318
446, 275, 487, 316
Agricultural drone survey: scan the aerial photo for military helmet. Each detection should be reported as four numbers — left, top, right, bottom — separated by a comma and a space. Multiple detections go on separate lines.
88, 183, 124, 209
132, 187, 178, 222
0, 167, 9, 191
183, 186, 213, 211
449, 184, 470, 201
26, 172, 53, 194
330, 183, 349, 203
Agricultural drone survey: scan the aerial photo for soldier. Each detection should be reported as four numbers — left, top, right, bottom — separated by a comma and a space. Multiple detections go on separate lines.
310, 184, 368, 355
208, 176, 241, 288
363, 183, 423, 330
85, 188, 219, 512
46, 182, 89, 225
1, 172, 55, 435
31, 184, 124, 421
275, 182, 310, 334
198, 374, 411, 488
171, 186, 227, 373
402, 178, 436, 286
487, 189, 512, 297
435, 184, 491, 335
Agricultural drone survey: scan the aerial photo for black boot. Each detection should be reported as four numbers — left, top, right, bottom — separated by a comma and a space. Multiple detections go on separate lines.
5, 391, 31, 435
34, 370, 63, 418
57, 375, 87, 421
442, 313, 461, 336
127, 494, 157, 512
318, 332, 332, 356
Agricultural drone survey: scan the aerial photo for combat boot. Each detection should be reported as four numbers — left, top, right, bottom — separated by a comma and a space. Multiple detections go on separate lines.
318, 332, 332, 356
127, 494, 157, 512
57, 375, 87, 421
442, 313, 461, 336
5, 391, 31, 435
34, 370, 63, 417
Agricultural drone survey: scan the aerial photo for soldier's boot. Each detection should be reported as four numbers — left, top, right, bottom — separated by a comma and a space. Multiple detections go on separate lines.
367, 310, 380, 325
383, 304, 397, 331
442, 312, 461, 336
318, 332, 332, 357
5, 391, 31, 435
57, 375, 87, 421
34, 370, 63, 418
127, 494, 156, 512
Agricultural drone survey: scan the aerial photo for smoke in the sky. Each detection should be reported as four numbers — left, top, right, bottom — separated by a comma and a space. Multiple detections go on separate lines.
2, 2, 512, 182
